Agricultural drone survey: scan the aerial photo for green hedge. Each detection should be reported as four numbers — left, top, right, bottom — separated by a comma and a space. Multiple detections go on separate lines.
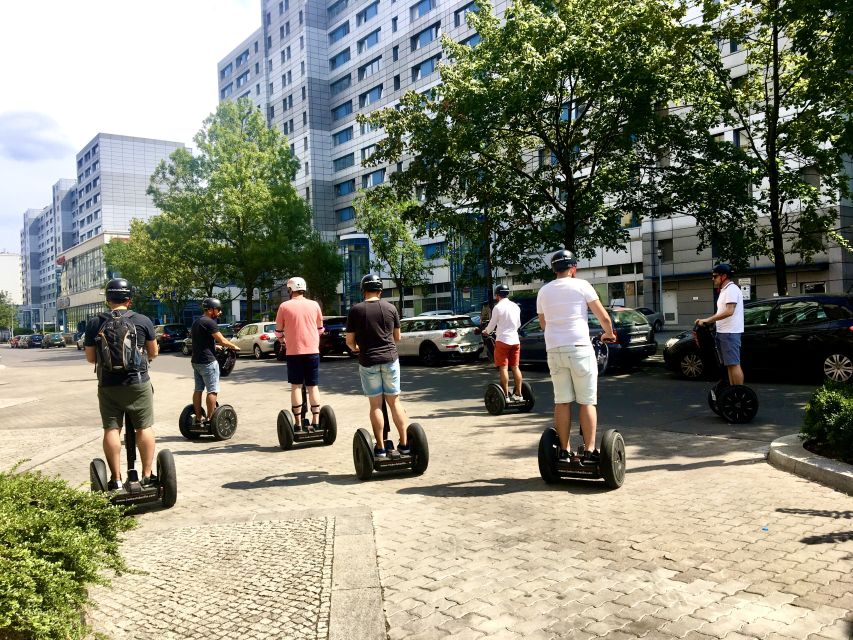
0, 468, 135, 640
802, 382, 853, 464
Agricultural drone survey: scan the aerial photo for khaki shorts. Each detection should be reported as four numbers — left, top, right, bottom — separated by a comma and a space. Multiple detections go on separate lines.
97, 383, 155, 430
547, 344, 598, 405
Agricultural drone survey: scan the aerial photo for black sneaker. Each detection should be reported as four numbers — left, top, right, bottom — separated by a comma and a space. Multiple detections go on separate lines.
107, 479, 123, 492
583, 449, 601, 463
374, 446, 387, 458
398, 442, 411, 455
141, 474, 159, 488
558, 449, 571, 463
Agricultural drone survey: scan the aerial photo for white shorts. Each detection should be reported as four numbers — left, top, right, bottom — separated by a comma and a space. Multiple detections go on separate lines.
547, 344, 598, 405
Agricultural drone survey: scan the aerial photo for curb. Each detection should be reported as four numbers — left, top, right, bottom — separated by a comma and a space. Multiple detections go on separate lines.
767, 434, 853, 496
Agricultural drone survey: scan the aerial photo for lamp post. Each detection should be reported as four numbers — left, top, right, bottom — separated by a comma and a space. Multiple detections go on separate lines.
656, 246, 664, 317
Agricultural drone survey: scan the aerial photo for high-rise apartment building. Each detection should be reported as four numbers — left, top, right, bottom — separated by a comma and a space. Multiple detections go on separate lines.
0, 252, 23, 306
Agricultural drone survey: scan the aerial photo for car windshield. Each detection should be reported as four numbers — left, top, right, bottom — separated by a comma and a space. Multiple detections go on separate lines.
611, 309, 649, 327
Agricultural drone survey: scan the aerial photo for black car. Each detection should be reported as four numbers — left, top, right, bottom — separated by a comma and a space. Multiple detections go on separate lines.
28, 334, 44, 348
518, 307, 657, 374
319, 316, 353, 358
663, 294, 853, 382
154, 324, 189, 352
42, 332, 66, 348
181, 324, 235, 355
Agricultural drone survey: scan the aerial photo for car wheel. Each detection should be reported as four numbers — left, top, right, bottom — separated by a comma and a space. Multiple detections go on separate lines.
253, 345, 263, 360
653, 320, 663, 332
823, 352, 853, 383
419, 342, 441, 367
181, 343, 190, 356
679, 352, 705, 380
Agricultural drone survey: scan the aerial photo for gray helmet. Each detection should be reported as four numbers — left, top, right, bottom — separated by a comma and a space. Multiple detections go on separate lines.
202, 297, 223, 310
361, 273, 383, 292
494, 284, 510, 298
712, 263, 734, 277
105, 278, 132, 302
550, 249, 577, 272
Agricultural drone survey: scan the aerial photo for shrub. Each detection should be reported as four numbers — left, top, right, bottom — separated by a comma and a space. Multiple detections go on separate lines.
801, 382, 853, 463
0, 468, 135, 640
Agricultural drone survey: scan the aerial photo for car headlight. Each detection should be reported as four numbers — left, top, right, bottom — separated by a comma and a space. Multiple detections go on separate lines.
665, 338, 678, 348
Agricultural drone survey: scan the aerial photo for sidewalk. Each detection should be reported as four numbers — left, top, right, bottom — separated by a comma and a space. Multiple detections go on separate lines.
2, 349, 852, 640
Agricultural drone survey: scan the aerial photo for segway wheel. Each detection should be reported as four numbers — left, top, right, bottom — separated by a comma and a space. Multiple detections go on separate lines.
593, 337, 610, 376
210, 405, 238, 440
537, 428, 560, 484
407, 423, 429, 475
277, 410, 295, 450
519, 381, 535, 413
320, 405, 337, 445
90, 458, 108, 492
707, 381, 728, 416
484, 383, 506, 416
600, 429, 626, 489
717, 385, 758, 424
353, 428, 375, 480
179, 404, 203, 440
157, 449, 177, 508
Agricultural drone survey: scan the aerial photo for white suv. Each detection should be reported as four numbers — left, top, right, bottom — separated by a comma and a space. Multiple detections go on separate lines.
398, 315, 482, 366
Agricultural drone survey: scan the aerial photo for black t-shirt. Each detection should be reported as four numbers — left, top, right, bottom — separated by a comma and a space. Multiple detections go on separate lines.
191, 315, 219, 364
346, 299, 400, 367
84, 310, 155, 387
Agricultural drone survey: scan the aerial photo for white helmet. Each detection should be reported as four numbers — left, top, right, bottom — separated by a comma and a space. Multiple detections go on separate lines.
287, 276, 307, 292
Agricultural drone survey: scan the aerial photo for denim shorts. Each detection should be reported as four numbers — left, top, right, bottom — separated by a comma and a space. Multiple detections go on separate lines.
192, 361, 220, 393
286, 354, 320, 386
547, 344, 598, 405
359, 359, 401, 397
715, 332, 742, 366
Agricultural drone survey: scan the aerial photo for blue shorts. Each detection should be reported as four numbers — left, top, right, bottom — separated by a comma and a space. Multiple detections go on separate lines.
192, 361, 220, 393
286, 354, 320, 386
359, 360, 401, 397
715, 332, 742, 366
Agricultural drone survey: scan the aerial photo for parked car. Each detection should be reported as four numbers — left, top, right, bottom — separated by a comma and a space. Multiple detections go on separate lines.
663, 294, 853, 383
42, 333, 66, 348
154, 324, 189, 352
419, 310, 455, 316
76, 333, 85, 350
397, 314, 482, 366
28, 334, 44, 348
9, 336, 21, 348
233, 321, 278, 359
17, 335, 31, 348
518, 307, 657, 374
181, 324, 236, 355
636, 307, 665, 332
319, 316, 353, 358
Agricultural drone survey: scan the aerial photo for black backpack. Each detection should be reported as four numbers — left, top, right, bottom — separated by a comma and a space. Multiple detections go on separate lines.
95, 310, 143, 374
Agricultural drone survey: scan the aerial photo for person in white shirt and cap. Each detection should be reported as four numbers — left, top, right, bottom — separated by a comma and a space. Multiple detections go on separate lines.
482, 284, 524, 402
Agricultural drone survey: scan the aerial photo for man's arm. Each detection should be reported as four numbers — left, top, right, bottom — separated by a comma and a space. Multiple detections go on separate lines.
484, 306, 499, 335
146, 339, 158, 361
393, 327, 401, 343
588, 299, 616, 342
213, 331, 239, 350
538, 313, 546, 331
345, 331, 358, 352
85, 346, 96, 364
698, 303, 736, 325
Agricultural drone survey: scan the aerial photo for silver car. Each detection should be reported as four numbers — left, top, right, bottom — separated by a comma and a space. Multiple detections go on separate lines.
233, 321, 278, 359
397, 315, 482, 366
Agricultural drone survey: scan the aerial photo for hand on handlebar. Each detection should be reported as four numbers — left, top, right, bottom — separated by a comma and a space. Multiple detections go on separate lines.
601, 331, 617, 344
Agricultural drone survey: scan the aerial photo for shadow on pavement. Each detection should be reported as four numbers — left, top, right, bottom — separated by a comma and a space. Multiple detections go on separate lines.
170, 442, 282, 455
627, 457, 764, 474
775, 507, 852, 519
396, 476, 612, 497
222, 470, 357, 490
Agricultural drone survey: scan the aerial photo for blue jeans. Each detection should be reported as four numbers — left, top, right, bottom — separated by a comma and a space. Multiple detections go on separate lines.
192, 361, 220, 393
358, 360, 401, 397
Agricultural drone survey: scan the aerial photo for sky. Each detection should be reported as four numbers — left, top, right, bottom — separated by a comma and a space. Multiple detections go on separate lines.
0, 0, 260, 254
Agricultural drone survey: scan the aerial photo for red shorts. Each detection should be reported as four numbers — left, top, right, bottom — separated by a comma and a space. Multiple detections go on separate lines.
494, 341, 520, 367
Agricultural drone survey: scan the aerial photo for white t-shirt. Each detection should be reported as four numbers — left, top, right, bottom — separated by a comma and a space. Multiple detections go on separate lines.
716, 281, 744, 333
484, 297, 521, 345
536, 277, 600, 350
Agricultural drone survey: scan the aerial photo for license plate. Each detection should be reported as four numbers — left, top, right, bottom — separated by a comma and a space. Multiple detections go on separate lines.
630, 335, 647, 344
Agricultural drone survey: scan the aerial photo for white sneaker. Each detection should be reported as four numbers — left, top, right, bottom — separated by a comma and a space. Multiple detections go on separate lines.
510, 392, 525, 402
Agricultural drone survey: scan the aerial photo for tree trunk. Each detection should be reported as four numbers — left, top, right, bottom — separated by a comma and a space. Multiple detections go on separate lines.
245, 280, 255, 321
484, 220, 494, 303
768, 0, 789, 296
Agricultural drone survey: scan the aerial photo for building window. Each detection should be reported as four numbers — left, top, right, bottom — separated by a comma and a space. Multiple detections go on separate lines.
359, 84, 383, 108
358, 56, 382, 81
329, 21, 350, 44
328, 0, 348, 20
423, 242, 445, 259
392, 16, 398, 32
335, 179, 356, 196
220, 83, 233, 99
330, 74, 352, 96
332, 101, 353, 120
303, 111, 307, 125
360, 120, 380, 134
236, 49, 249, 66
332, 126, 354, 146
336, 206, 355, 221
269, 82, 275, 94
362, 168, 386, 188
220, 63, 233, 79
411, 0, 435, 20
333, 154, 356, 171
330, 48, 351, 70
361, 144, 376, 161
461, 32, 480, 46
358, 28, 381, 54
454, 2, 478, 27
357, 1, 380, 26
411, 23, 440, 51
394, 74, 400, 90
393, 45, 399, 61
299, 9, 303, 24
412, 54, 440, 81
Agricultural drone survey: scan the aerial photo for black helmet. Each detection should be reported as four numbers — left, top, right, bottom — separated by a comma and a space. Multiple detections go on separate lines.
494, 284, 510, 298
202, 297, 223, 310
550, 249, 577, 272
712, 263, 734, 277
105, 278, 132, 302
361, 273, 383, 292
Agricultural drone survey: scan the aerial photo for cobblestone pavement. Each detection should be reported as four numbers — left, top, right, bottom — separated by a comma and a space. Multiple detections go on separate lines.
1, 348, 852, 640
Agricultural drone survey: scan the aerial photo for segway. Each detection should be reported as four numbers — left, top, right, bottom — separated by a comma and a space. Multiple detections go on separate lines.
352, 399, 428, 480
484, 381, 535, 415
276, 385, 337, 449
89, 416, 177, 508
216, 346, 237, 377
537, 427, 625, 489
694, 323, 758, 424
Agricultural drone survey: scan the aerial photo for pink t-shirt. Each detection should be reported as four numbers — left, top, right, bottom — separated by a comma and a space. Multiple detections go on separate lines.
275, 296, 323, 355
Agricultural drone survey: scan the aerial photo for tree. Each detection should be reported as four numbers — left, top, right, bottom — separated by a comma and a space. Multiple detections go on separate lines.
362, 0, 728, 275
300, 232, 345, 313
0, 291, 16, 335
696, 0, 853, 295
148, 98, 312, 320
352, 187, 434, 311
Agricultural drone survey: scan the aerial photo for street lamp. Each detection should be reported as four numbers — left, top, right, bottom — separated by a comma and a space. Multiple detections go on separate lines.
656, 246, 664, 318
